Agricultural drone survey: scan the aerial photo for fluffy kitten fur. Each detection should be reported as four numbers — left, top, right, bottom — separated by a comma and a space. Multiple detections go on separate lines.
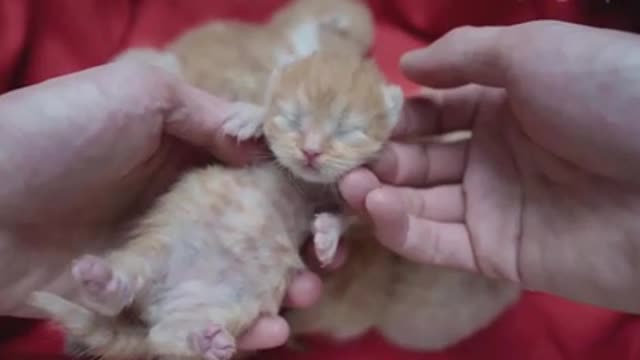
29, 50, 403, 360
166, 0, 374, 104
31, 0, 520, 357
286, 225, 519, 351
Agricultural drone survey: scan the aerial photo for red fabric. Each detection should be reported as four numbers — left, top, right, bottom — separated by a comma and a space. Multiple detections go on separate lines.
1, 0, 639, 359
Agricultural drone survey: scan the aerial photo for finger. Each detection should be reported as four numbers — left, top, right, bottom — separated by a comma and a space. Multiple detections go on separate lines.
372, 141, 467, 186
365, 188, 476, 272
166, 83, 266, 166
392, 96, 441, 139
400, 25, 507, 88
393, 85, 487, 140
236, 316, 290, 350
338, 168, 381, 212
380, 185, 465, 222
283, 270, 323, 308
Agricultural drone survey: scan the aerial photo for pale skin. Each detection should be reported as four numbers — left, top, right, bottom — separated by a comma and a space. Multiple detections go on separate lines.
339, 20, 640, 313
0, 61, 328, 350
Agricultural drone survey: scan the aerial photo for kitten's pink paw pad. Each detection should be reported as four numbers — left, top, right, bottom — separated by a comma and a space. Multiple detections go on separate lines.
188, 325, 236, 360
71, 255, 113, 293
72, 255, 113, 292
72, 255, 133, 315
312, 214, 341, 267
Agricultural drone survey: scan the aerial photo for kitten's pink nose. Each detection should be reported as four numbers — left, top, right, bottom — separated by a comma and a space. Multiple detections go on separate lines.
302, 149, 321, 166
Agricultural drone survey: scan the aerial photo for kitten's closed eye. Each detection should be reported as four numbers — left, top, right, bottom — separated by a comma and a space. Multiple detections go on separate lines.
335, 126, 366, 142
276, 106, 302, 129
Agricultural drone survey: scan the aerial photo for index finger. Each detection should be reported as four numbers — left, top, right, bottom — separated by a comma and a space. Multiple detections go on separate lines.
392, 85, 485, 140
167, 82, 267, 166
400, 25, 507, 89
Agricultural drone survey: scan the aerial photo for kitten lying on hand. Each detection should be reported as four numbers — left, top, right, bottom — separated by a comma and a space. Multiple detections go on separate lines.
28, 50, 403, 360
30, 0, 521, 356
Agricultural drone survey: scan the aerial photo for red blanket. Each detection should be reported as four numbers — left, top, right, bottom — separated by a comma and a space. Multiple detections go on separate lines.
1, 0, 639, 359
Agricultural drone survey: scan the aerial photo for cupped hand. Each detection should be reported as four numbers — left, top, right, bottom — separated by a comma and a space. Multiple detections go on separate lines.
0, 61, 321, 350
340, 20, 640, 313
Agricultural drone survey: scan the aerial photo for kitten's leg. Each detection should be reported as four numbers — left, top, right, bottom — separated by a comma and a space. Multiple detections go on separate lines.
73, 236, 170, 316
148, 318, 236, 360
28, 291, 150, 358
148, 301, 264, 360
188, 323, 236, 360
221, 102, 266, 141
147, 272, 291, 360
312, 213, 354, 267
72, 255, 131, 316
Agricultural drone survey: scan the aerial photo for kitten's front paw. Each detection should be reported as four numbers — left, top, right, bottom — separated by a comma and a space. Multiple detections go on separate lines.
312, 213, 342, 267
71, 255, 134, 316
188, 324, 236, 360
221, 102, 265, 141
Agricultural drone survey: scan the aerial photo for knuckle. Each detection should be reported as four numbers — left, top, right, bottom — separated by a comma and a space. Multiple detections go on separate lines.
419, 143, 432, 185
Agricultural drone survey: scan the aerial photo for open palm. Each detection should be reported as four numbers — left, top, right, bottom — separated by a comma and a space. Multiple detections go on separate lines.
340, 21, 640, 313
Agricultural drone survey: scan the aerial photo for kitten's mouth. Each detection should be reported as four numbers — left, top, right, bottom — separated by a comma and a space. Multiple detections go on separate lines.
292, 164, 334, 184
302, 162, 318, 170
298, 164, 319, 175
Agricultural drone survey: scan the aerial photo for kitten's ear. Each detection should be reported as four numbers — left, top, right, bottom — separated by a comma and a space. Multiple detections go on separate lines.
381, 84, 404, 127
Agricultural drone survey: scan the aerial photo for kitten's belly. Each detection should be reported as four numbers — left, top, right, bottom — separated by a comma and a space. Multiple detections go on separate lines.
148, 164, 311, 304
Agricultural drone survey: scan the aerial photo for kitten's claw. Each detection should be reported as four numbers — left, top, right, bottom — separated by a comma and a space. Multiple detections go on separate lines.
188, 324, 236, 360
312, 213, 342, 267
221, 102, 265, 141
72, 255, 133, 316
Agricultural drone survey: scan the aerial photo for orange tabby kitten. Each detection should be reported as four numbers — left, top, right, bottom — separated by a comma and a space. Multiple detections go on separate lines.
220, 72, 518, 351
29, 51, 404, 360
281, 107, 517, 351
286, 223, 520, 351
122, 0, 374, 104
34, 0, 520, 355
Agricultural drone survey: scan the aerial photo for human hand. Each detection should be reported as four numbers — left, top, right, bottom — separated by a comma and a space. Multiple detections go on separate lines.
0, 61, 321, 350
339, 20, 640, 313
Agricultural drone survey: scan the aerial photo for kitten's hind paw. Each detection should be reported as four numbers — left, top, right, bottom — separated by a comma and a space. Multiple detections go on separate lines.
188, 324, 236, 360
221, 102, 265, 141
71, 255, 134, 316
312, 213, 343, 267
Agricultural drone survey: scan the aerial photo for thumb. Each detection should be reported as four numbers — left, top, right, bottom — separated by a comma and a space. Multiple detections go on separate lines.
400, 25, 508, 89
165, 82, 265, 166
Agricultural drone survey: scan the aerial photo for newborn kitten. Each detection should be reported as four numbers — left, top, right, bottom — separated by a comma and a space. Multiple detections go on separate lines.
37, 1, 518, 354
285, 223, 520, 351
164, 0, 374, 104
29, 51, 404, 360
269, 0, 374, 56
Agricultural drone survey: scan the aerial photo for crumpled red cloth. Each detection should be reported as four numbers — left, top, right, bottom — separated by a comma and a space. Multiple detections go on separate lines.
1, 0, 639, 359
